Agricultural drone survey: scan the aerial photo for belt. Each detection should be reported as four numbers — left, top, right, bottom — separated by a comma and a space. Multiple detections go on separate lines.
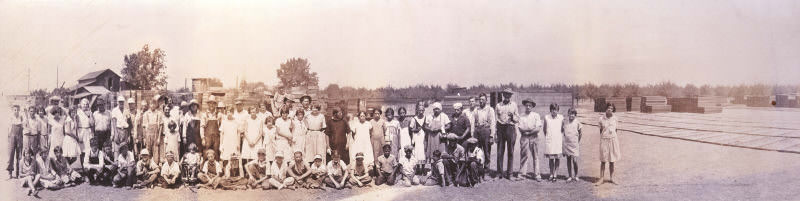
309, 129, 322, 132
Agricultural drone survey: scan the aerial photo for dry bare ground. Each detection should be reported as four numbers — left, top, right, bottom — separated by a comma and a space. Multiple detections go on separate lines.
2, 100, 800, 200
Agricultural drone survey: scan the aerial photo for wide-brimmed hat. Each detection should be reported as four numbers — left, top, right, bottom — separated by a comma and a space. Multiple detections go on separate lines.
117, 96, 126, 102
445, 133, 459, 140
140, 149, 150, 156
206, 96, 217, 103
502, 88, 515, 94
314, 154, 323, 160
466, 138, 478, 144
522, 98, 536, 107
217, 102, 225, 108
189, 99, 199, 106
300, 95, 312, 102
127, 98, 136, 104
49, 96, 62, 102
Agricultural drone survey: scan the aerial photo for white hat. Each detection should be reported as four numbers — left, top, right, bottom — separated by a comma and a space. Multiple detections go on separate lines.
117, 96, 126, 102
140, 149, 150, 156
314, 154, 322, 160
453, 102, 463, 110
432, 102, 442, 110
189, 99, 199, 106
355, 152, 364, 159
49, 96, 62, 101
180, 101, 188, 107
127, 98, 136, 104
274, 151, 284, 158
217, 102, 225, 108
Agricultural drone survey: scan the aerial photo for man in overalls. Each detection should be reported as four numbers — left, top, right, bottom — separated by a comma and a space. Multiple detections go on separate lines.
202, 98, 222, 160
7, 105, 24, 178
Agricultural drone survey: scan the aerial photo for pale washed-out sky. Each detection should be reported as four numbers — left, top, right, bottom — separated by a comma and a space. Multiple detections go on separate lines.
1, 0, 799, 95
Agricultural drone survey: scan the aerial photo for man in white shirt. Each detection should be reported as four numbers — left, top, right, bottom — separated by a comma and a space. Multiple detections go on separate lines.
472, 93, 495, 169
159, 151, 181, 188
93, 99, 113, 156
494, 88, 519, 180
111, 96, 131, 157
518, 99, 542, 181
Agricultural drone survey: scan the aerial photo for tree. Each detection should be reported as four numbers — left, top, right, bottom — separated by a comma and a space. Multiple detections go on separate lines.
684, 84, 699, 97
276, 58, 319, 88
121, 44, 168, 90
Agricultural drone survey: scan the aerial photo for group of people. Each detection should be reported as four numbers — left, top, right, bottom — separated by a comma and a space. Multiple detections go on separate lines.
5, 88, 622, 197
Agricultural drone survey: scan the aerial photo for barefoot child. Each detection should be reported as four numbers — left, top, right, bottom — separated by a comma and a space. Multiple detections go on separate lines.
563, 108, 582, 182
596, 104, 621, 185
20, 149, 41, 197
543, 104, 564, 182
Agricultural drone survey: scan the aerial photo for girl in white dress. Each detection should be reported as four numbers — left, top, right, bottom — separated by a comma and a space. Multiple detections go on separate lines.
563, 108, 583, 182
220, 108, 240, 163
304, 106, 327, 163
62, 108, 81, 161
292, 110, 308, 155
77, 99, 95, 157
350, 112, 374, 165
163, 120, 181, 161
398, 108, 413, 157
543, 103, 564, 182
242, 110, 264, 165
384, 108, 401, 158
274, 109, 294, 158
48, 109, 66, 157
597, 104, 621, 185
411, 108, 426, 163
262, 116, 277, 163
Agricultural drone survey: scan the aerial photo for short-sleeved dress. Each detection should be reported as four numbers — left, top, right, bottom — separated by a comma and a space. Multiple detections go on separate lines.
562, 119, 582, 157
599, 115, 621, 162
242, 118, 264, 160
305, 114, 328, 163
543, 114, 564, 157
274, 118, 294, 157
350, 121, 374, 165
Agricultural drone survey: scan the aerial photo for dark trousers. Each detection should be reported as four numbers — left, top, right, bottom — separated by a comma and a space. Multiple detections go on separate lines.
496, 123, 516, 178
475, 127, 492, 167
7, 125, 23, 175
95, 130, 110, 150
204, 134, 219, 160
375, 167, 399, 186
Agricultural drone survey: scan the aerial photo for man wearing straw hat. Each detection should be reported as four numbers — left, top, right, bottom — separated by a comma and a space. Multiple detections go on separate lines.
111, 96, 131, 157
495, 88, 520, 180
202, 96, 222, 160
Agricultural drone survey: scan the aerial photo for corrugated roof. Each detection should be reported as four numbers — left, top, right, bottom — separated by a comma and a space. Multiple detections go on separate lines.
82, 86, 111, 95
78, 69, 118, 81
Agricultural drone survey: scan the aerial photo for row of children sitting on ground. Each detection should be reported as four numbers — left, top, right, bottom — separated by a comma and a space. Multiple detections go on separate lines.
18, 132, 485, 196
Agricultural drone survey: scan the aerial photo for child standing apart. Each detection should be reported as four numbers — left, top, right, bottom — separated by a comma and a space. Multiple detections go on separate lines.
563, 108, 582, 182
543, 103, 564, 182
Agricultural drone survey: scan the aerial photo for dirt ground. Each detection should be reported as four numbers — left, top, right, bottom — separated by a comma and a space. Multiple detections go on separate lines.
2, 103, 800, 200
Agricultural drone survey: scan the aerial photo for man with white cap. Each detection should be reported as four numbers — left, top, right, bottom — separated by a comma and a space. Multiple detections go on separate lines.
133, 148, 159, 189
441, 134, 465, 186
308, 154, 327, 189
348, 152, 372, 187
448, 102, 471, 145
495, 88, 520, 180
111, 96, 131, 157
159, 151, 181, 188
268, 151, 294, 190
464, 137, 484, 183
424, 101, 450, 161
245, 148, 270, 189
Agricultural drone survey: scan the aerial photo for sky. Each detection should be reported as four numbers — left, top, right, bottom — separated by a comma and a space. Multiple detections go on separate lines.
1, 0, 799, 95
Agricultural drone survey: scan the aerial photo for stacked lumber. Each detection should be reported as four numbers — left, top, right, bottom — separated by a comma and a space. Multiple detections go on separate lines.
513, 92, 575, 115
642, 96, 671, 113
606, 97, 627, 112
746, 96, 772, 107
667, 98, 698, 113
697, 96, 726, 113
776, 94, 799, 108
628, 97, 642, 112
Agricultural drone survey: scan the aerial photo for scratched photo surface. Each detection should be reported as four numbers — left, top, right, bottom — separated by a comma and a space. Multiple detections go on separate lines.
1, 1, 800, 200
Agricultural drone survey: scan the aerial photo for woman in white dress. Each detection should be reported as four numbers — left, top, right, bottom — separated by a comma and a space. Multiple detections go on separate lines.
62, 108, 81, 162
77, 98, 95, 160
543, 103, 564, 182
219, 108, 241, 164
262, 116, 277, 162
274, 108, 294, 158
397, 107, 413, 156
304, 106, 327, 163
48, 108, 66, 157
292, 110, 308, 155
384, 108, 401, 158
597, 104, 621, 185
242, 109, 264, 165
350, 111, 374, 165
163, 120, 181, 162
410, 107, 426, 163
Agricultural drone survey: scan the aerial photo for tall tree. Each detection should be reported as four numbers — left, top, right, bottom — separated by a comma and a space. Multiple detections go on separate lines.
121, 44, 168, 90
276, 58, 319, 88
